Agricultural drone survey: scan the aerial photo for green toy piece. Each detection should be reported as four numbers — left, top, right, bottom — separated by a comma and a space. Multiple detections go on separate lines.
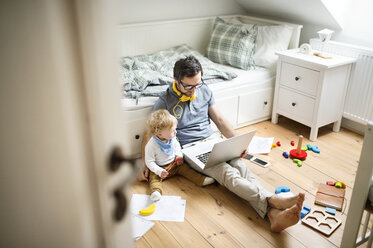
335, 182, 342, 188
293, 158, 303, 167
301, 146, 308, 151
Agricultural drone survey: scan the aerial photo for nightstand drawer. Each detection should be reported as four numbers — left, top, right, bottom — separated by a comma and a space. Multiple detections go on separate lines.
280, 62, 319, 96
277, 87, 315, 123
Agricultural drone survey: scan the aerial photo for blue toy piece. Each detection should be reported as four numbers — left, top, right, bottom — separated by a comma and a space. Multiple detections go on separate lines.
307, 144, 312, 150
311, 145, 320, 153
282, 152, 289, 159
326, 207, 336, 215
307, 145, 320, 153
303, 206, 311, 212
275, 186, 290, 194
301, 206, 311, 219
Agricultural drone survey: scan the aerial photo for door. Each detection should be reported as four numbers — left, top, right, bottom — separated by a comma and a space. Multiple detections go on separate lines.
0, 1, 137, 247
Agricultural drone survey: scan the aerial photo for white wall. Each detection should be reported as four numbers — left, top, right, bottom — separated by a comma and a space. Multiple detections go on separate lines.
117, 0, 246, 24
331, 0, 373, 48
234, 0, 373, 49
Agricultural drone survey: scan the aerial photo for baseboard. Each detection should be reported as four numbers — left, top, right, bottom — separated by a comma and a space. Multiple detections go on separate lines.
341, 117, 366, 135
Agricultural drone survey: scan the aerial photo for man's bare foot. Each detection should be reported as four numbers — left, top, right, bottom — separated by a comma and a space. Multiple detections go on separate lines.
268, 192, 305, 210
268, 204, 301, 232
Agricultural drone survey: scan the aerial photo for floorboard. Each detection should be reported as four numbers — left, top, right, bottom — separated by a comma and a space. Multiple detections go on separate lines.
131, 118, 366, 247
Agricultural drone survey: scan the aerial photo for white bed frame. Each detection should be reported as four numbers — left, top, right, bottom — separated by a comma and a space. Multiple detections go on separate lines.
119, 15, 303, 157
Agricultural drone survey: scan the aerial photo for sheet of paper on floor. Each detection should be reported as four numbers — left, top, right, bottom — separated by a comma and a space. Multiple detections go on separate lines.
131, 214, 154, 240
130, 194, 186, 222
248, 136, 274, 154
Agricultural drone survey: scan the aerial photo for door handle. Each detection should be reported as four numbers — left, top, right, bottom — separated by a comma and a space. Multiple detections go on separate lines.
113, 189, 127, 221
109, 146, 136, 172
109, 146, 140, 222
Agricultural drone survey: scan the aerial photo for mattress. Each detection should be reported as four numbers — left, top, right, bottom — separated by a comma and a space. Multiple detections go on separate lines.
121, 65, 275, 111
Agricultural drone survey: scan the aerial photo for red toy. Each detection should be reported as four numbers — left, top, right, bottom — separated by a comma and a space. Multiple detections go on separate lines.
276, 141, 281, 146
167, 157, 180, 172
290, 135, 307, 160
291, 141, 295, 146
161, 157, 181, 181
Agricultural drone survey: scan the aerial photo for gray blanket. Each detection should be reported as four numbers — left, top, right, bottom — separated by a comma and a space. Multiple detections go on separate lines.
120, 44, 237, 98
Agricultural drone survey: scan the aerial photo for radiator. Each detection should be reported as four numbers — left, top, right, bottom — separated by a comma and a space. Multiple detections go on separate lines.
310, 38, 373, 124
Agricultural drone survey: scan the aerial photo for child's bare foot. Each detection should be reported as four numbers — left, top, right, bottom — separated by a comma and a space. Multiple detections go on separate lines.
268, 192, 305, 210
268, 203, 301, 232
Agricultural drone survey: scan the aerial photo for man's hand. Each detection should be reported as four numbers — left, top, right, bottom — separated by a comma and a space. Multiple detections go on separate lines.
176, 156, 184, 166
137, 166, 149, 181
240, 149, 248, 158
161, 170, 169, 179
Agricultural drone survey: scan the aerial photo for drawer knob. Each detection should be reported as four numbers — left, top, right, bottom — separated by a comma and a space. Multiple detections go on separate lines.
292, 102, 296, 106
295, 76, 300, 81
264, 101, 268, 105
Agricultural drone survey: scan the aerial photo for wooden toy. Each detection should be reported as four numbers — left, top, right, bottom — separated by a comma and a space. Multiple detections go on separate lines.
271, 144, 277, 149
311, 145, 320, 153
291, 141, 295, 146
276, 141, 281, 146
282, 152, 289, 158
334, 181, 346, 188
335, 182, 342, 188
326, 181, 335, 186
293, 159, 303, 167
275, 186, 290, 194
325, 207, 336, 215
302, 209, 342, 236
301, 206, 311, 219
301, 146, 308, 151
315, 183, 345, 210
334, 181, 346, 189
303, 206, 311, 212
290, 135, 307, 160
307, 144, 312, 150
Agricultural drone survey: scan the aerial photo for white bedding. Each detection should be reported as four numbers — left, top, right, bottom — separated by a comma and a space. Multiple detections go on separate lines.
121, 65, 275, 111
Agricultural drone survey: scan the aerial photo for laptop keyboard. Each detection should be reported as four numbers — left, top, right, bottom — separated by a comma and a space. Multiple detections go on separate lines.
196, 151, 211, 164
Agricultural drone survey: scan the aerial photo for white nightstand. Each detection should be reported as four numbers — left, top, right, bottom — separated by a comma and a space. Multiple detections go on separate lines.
271, 49, 356, 141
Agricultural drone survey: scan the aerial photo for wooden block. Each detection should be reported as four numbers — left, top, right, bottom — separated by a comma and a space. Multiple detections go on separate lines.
302, 209, 342, 236
314, 183, 345, 210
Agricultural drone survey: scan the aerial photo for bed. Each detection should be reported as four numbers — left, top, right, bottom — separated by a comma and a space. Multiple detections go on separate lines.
119, 15, 303, 157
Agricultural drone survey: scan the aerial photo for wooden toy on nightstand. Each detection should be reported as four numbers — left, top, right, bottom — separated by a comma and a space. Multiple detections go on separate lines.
271, 48, 356, 141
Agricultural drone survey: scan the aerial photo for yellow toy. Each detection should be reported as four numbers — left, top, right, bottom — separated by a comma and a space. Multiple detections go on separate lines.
139, 204, 156, 216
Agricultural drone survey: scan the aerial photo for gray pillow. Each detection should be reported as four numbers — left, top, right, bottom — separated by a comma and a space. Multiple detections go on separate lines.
206, 17, 258, 70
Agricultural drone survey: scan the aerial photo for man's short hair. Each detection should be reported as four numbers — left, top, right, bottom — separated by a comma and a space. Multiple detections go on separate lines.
173, 56, 203, 82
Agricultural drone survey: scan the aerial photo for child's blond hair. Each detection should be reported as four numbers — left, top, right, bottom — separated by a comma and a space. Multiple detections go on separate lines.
146, 109, 177, 135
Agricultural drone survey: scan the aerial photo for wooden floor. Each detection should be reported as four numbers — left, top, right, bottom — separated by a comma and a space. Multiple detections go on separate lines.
131, 117, 369, 248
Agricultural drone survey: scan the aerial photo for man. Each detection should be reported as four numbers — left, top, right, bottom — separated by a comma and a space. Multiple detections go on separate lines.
139, 56, 304, 232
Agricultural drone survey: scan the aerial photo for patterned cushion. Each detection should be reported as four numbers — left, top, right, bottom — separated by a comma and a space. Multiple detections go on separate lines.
206, 17, 258, 70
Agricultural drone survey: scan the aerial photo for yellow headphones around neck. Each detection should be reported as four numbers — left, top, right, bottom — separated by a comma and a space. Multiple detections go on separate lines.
172, 81, 196, 102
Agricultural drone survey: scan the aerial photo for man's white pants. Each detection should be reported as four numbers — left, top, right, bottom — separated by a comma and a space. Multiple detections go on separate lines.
186, 156, 273, 218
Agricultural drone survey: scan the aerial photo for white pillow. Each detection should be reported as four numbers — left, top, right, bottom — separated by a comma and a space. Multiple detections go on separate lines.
254, 25, 293, 69
227, 17, 293, 70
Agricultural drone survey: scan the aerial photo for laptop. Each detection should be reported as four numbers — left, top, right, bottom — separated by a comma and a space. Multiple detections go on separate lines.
182, 130, 256, 170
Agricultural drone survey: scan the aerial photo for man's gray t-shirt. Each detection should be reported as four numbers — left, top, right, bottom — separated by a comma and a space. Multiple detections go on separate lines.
152, 84, 215, 146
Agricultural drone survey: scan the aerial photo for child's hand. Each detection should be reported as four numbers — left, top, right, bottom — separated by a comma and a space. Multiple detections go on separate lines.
176, 157, 184, 166
161, 170, 169, 179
